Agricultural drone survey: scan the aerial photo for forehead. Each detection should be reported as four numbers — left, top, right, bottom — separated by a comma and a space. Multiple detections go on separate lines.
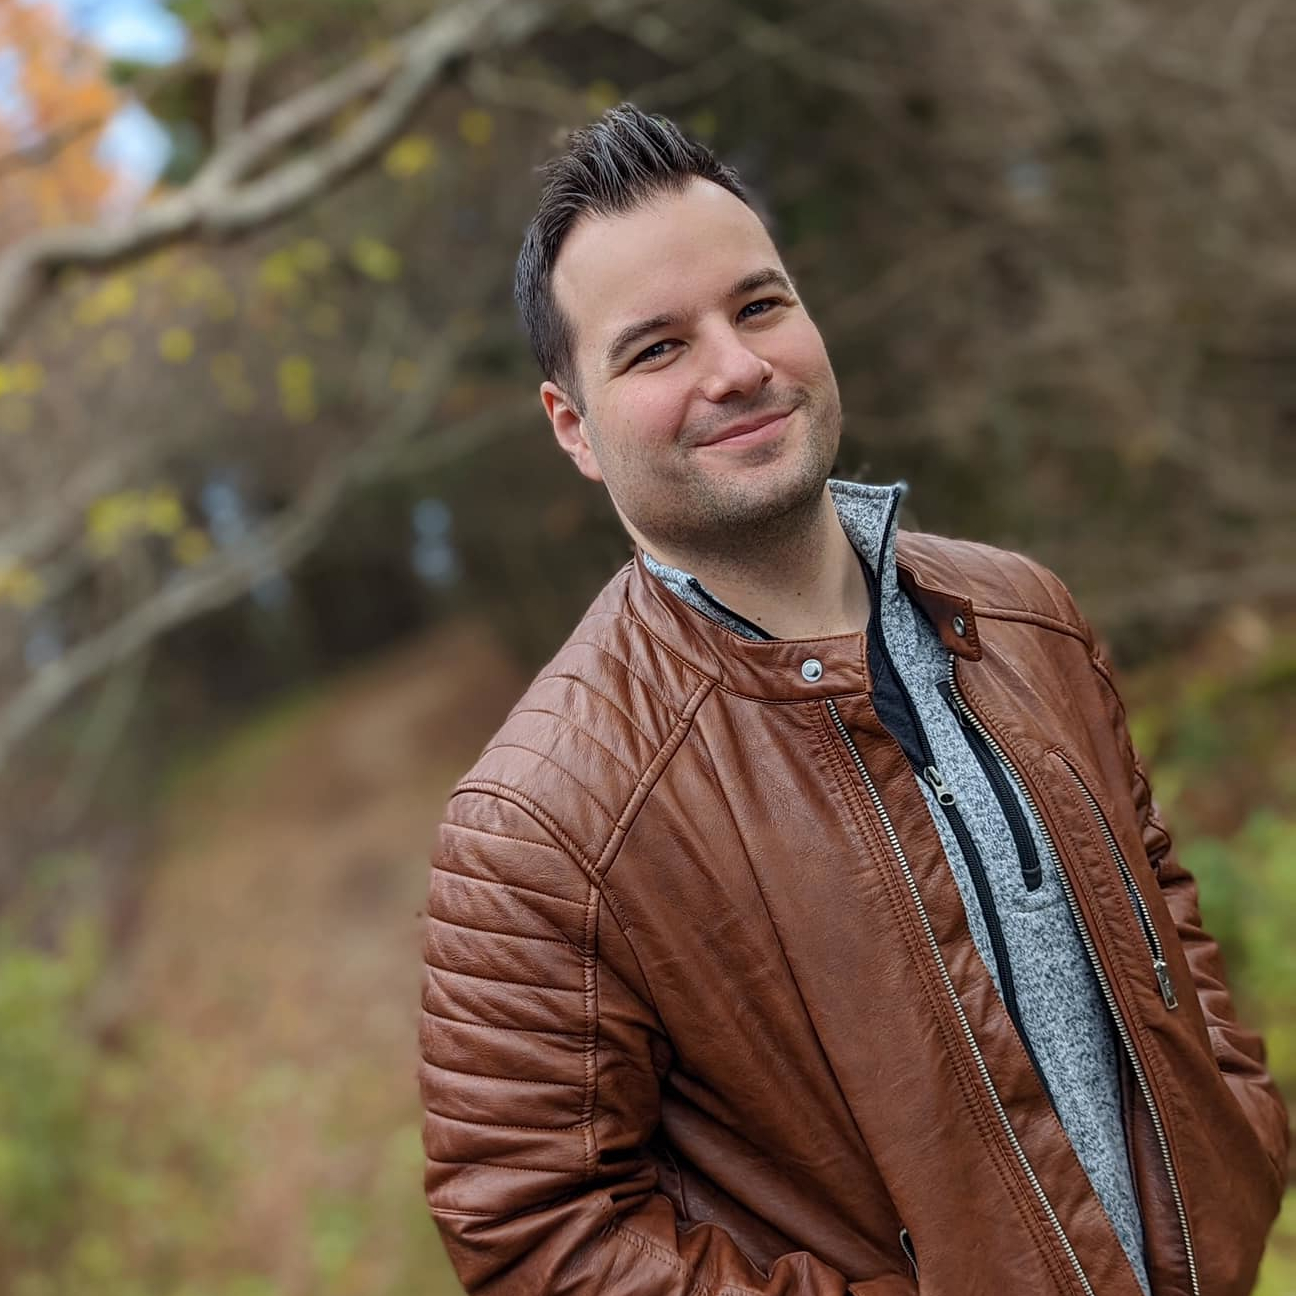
551, 179, 782, 358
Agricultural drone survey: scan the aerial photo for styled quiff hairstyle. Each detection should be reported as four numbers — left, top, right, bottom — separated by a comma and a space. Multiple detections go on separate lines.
515, 104, 748, 410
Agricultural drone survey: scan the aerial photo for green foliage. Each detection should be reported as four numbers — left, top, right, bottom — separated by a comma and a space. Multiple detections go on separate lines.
0, 918, 103, 1249
1255, 1188, 1296, 1296
0, 901, 460, 1295
0, 919, 227, 1295
1184, 811, 1296, 1091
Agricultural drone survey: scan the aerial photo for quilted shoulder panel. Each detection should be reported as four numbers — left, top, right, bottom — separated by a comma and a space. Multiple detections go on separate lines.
456, 569, 708, 870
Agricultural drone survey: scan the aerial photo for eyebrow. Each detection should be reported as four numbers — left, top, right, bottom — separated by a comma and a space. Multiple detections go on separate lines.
603, 312, 678, 372
728, 267, 794, 299
601, 266, 796, 371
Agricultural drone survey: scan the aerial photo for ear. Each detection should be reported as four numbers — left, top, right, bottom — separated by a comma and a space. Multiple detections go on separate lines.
541, 381, 603, 483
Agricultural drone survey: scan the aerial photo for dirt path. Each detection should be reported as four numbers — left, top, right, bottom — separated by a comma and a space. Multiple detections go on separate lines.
122, 622, 525, 1293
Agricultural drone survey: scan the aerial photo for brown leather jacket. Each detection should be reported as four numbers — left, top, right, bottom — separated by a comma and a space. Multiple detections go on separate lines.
420, 533, 1289, 1296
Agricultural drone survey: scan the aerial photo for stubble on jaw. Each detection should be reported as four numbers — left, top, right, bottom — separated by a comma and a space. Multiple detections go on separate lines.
592, 385, 843, 573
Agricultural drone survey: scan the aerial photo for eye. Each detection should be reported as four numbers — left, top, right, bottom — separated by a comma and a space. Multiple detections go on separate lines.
738, 296, 788, 321
630, 339, 677, 367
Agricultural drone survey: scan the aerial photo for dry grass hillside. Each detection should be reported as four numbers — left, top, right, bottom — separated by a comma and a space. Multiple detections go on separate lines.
119, 622, 524, 1293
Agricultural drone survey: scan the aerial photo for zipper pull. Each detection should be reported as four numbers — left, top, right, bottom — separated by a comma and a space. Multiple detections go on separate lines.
899, 1225, 918, 1278
1154, 958, 1178, 1010
923, 765, 956, 806
936, 677, 966, 723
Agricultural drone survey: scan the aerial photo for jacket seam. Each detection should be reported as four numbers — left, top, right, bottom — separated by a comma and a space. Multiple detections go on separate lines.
543, 673, 659, 745
625, 603, 721, 683
421, 1006, 583, 1038
971, 605, 1088, 642
1085, 644, 1171, 867
440, 787, 602, 1176
428, 912, 581, 949
480, 743, 623, 826
595, 678, 715, 886
453, 782, 596, 875
574, 637, 692, 713
588, 679, 717, 1173
508, 707, 640, 779
461, 680, 714, 1182
608, 1222, 765, 1296
592, 679, 713, 1013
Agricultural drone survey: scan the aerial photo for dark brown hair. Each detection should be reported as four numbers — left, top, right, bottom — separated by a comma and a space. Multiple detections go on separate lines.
515, 104, 748, 409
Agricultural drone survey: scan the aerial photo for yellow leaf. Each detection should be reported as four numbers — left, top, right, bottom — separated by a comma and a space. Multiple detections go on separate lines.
0, 562, 45, 610
172, 528, 212, 566
349, 236, 401, 283
76, 275, 136, 327
159, 328, 195, 363
277, 355, 316, 423
384, 134, 437, 178
458, 110, 494, 148
144, 487, 185, 536
257, 250, 301, 296
584, 80, 619, 116
86, 491, 145, 557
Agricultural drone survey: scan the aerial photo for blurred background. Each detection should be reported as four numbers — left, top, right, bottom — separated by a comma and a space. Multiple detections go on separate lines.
0, 0, 1293, 1291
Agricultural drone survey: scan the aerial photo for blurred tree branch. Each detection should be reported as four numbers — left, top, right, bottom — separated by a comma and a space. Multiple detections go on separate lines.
0, 0, 556, 349
0, 356, 532, 774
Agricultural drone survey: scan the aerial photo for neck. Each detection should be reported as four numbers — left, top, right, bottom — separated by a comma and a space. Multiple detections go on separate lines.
639, 488, 872, 639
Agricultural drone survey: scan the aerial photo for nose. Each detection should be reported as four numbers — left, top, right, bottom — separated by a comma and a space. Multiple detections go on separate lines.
698, 327, 774, 403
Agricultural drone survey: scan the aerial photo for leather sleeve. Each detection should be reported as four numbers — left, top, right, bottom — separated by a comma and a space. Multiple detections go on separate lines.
421, 788, 916, 1296
1085, 636, 1291, 1186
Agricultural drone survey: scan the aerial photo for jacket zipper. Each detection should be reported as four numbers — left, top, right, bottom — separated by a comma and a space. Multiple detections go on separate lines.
917, 762, 1055, 1106
944, 657, 1199, 1296
939, 679, 1043, 891
852, 519, 1051, 1093
1055, 753, 1178, 1011
825, 697, 1095, 1296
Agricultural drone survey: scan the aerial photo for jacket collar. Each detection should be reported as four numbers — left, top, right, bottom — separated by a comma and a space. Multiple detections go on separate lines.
628, 480, 981, 700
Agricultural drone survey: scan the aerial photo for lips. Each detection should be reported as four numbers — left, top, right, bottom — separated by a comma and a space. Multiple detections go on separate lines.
699, 408, 795, 447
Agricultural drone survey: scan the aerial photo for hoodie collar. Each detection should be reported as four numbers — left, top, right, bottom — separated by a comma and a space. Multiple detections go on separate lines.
641, 479, 907, 642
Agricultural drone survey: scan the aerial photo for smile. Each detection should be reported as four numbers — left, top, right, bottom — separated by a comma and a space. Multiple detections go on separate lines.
700, 409, 794, 449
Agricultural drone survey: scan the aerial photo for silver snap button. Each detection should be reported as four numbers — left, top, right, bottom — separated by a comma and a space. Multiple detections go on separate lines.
800, 658, 824, 683
952, 615, 967, 637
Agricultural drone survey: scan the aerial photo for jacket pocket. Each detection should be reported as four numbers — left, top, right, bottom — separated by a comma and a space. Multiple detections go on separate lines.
1056, 752, 1178, 1010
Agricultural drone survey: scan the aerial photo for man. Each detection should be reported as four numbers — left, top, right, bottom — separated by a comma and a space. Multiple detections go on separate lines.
419, 105, 1287, 1295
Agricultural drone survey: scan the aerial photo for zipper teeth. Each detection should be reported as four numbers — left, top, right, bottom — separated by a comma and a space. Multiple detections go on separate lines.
944, 659, 1200, 1296
1058, 756, 1165, 964
825, 698, 1095, 1296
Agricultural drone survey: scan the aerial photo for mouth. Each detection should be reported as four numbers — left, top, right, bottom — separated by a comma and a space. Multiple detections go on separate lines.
699, 408, 795, 449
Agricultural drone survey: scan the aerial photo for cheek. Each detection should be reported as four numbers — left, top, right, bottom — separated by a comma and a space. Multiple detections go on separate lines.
782, 324, 833, 380
608, 378, 692, 447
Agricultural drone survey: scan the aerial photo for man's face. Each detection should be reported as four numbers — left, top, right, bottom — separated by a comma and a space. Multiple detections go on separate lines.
541, 178, 841, 560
